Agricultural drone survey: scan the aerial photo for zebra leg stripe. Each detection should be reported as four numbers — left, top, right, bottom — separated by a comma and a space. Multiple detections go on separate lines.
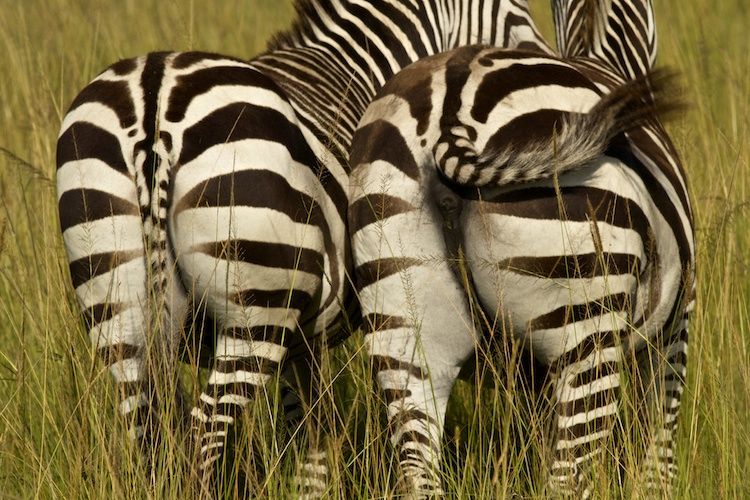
637, 316, 689, 494
283, 358, 331, 500
57, 96, 156, 449
350, 125, 477, 497
548, 344, 623, 498
190, 333, 288, 482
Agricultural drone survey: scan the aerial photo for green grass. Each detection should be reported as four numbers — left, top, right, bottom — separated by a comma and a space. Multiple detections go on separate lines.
0, 1, 748, 498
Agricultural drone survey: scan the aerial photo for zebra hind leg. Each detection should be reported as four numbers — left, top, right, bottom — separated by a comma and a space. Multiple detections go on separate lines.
190, 329, 288, 498
635, 314, 689, 495
547, 339, 625, 498
280, 357, 331, 499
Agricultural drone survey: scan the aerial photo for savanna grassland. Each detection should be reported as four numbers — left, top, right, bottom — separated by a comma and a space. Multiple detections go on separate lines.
0, 1, 748, 498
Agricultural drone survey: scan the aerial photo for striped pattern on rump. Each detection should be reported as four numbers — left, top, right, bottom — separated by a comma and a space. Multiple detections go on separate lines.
348, 43, 693, 498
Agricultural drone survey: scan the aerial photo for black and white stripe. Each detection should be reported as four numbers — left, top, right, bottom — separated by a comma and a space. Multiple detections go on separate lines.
553, 0, 657, 80
348, 2, 692, 497
56, 0, 552, 494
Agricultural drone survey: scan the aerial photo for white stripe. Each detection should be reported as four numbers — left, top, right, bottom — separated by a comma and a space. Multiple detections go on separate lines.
200, 442, 224, 454
296, 477, 326, 490
58, 102, 133, 140
119, 394, 148, 415
109, 358, 142, 383
557, 402, 619, 428
127, 425, 145, 441
175, 205, 323, 251
63, 215, 143, 261
215, 336, 287, 362
217, 394, 251, 406
558, 373, 621, 403
209, 414, 235, 424
301, 463, 328, 475
190, 407, 208, 423
202, 430, 227, 439
57, 159, 136, 201
208, 370, 271, 386
555, 429, 610, 450
199, 393, 217, 406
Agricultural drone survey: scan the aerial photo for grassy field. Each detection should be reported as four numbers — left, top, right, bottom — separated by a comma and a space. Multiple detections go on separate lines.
0, 1, 748, 498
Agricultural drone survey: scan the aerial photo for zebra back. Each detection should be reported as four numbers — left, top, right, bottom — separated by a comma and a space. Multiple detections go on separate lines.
552, 0, 657, 80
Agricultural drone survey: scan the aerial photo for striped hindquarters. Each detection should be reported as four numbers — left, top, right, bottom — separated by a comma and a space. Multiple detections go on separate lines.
348, 43, 694, 496
56, 52, 188, 442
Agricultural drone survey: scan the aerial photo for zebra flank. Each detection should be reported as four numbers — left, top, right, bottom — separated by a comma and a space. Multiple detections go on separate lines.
348, 1, 693, 496
56, 0, 555, 495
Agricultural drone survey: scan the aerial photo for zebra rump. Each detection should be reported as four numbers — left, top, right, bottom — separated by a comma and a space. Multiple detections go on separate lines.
436, 66, 682, 187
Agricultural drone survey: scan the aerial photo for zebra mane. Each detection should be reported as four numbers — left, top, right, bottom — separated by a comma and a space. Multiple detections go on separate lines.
266, 0, 320, 51
553, 0, 658, 81
464, 69, 682, 187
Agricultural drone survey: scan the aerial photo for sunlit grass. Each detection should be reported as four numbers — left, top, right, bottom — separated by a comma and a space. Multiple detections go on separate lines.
0, 0, 747, 498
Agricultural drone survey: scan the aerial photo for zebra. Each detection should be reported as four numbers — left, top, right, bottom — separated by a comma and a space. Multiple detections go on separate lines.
55, 0, 554, 495
348, 2, 693, 497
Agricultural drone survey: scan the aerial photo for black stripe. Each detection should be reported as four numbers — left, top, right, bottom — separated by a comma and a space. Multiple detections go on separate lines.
350, 119, 420, 180
58, 189, 138, 232
472, 60, 596, 123
497, 252, 641, 279
530, 292, 629, 330
482, 108, 569, 156
349, 194, 415, 233
379, 61, 437, 136
174, 169, 320, 224
81, 302, 123, 329
68, 249, 142, 289
570, 361, 620, 388
550, 330, 624, 370
213, 356, 279, 376
560, 413, 616, 441
382, 388, 412, 404
67, 80, 136, 129
178, 100, 318, 167
222, 326, 295, 345
135, 52, 169, 197
166, 64, 281, 122
371, 355, 426, 379
232, 288, 313, 312
109, 58, 137, 76
192, 240, 323, 276
98, 343, 141, 366
171, 51, 245, 70
205, 382, 263, 402
558, 387, 619, 426
57, 122, 129, 174
354, 257, 420, 290
478, 185, 652, 243
361, 313, 410, 334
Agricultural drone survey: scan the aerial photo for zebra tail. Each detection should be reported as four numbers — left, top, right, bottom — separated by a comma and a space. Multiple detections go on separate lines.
457, 69, 682, 188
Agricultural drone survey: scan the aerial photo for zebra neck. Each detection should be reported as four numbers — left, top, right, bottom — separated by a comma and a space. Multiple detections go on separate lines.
256, 0, 553, 153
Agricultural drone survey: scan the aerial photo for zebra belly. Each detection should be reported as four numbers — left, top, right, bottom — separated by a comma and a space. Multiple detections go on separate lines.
460, 157, 680, 364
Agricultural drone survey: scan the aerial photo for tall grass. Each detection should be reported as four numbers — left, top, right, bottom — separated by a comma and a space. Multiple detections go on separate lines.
0, 1, 747, 498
